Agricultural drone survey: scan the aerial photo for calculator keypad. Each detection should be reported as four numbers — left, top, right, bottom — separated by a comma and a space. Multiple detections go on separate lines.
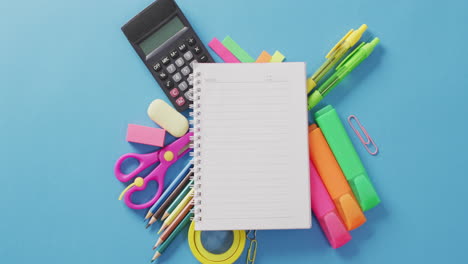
187, 37, 196, 46
158, 70, 168, 80
153, 63, 162, 72
175, 97, 186, 106
170, 88, 180, 97
164, 80, 173, 89
193, 46, 202, 54
172, 72, 182, 83
175, 58, 184, 68
179, 81, 188, 91
183, 51, 193, 61
178, 43, 187, 52
161, 56, 170, 65
170, 50, 179, 59
151, 35, 212, 111
181, 66, 191, 76
166, 64, 176, 74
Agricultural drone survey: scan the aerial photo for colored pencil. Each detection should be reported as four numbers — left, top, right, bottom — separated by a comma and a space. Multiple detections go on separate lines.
158, 190, 193, 234
161, 179, 193, 220
151, 212, 193, 262
153, 199, 193, 249
144, 162, 192, 220
145, 173, 191, 228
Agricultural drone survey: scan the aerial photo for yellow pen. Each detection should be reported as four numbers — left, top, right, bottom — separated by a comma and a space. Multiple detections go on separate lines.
307, 24, 367, 93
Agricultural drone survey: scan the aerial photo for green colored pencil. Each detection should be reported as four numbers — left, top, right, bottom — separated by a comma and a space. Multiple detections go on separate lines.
151, 212, 193, 262
161, 180, 193, 220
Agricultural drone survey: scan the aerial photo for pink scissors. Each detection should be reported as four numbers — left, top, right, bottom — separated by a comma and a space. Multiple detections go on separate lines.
115, 132, 193, 209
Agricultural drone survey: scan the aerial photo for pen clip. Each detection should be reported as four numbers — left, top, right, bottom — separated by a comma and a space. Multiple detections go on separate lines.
326, 29, 354, 59
336, 42, 365, 71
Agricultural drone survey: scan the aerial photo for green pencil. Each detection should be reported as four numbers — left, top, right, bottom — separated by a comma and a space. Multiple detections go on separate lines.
161, 180, 193, 220
151, 212, 193, 262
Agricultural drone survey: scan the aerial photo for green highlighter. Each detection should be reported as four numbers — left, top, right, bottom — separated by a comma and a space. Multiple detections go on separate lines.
315, 105, 380, 211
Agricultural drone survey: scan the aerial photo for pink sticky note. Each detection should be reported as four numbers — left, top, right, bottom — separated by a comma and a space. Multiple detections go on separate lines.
310, 161, 351, 249
126, 124, 166, 147
208, 37, 240, 63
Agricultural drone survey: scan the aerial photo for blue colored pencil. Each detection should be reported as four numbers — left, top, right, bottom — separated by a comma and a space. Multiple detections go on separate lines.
145, 160, 193, 219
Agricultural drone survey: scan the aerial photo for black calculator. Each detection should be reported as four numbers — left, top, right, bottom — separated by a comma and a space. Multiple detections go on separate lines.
122, 0, 214, 112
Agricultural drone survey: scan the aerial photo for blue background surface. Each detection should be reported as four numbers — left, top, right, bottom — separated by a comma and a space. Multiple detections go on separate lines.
1, 0, 467, 263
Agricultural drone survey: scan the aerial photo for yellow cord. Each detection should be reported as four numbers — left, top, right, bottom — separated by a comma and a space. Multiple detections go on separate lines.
118, 177, 144, 200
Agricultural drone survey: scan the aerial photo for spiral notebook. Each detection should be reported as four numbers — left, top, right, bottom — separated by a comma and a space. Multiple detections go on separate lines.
191, 62, 311, 231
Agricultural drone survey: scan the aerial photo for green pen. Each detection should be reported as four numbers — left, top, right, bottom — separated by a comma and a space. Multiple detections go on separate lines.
315, 105, 380, 211
308, 37, 380, 110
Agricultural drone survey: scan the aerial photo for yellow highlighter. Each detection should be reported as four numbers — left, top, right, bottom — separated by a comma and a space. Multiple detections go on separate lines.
307, 24, 367, 93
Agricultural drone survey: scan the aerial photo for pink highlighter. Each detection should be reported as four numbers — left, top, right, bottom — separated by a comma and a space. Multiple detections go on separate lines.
310, 161, 351, 248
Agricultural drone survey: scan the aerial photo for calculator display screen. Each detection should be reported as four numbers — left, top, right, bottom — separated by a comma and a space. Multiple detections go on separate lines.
139, 16, 185, 55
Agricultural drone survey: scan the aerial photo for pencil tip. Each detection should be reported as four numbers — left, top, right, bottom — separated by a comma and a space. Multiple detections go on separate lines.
149, 217, 157, 225
154, 240, 162, 249
145, 212, 153, 220
146, 223, 151, 229
151, 252, 161, 261
161, 213, 169, 220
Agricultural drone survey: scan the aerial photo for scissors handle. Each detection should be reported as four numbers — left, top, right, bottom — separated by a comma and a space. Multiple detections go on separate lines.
114, 152, 159, 182
123, 165, 168, 209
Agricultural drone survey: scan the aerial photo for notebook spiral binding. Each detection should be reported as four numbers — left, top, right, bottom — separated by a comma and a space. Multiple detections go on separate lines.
190, 71, 203, 223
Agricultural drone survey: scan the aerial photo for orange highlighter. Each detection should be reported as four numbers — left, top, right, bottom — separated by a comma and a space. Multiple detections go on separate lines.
308, 124, 366, 230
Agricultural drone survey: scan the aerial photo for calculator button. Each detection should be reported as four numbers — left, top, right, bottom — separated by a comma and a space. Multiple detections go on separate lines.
178, 81, 188, 91
164, 80, 173, 89
187, 37, 197, 46
184, 89, 194, 101
170, 50, 179, 59
169, 88, 180, 98
193, 46, 202, 54
190, 60, 198, 69
161, 56, 170, 65
158, 70, 168, 80
199, 54, 208, 62
175, 58, 184, 68
181, 66, 191, 76
183, 51, 194, 61
187, 74, 193, 85
166, 64, 176, 74
153, 63, 162, 72
172, 72, 182, 83
178, 43, 187, 52
175, 96, 186, 106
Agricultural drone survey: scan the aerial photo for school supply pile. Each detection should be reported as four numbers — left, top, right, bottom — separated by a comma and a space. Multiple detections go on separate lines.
115, 0, 383, 261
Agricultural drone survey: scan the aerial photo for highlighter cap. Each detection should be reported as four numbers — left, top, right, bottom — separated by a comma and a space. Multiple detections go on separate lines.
335, 193, 366, 230
349, 173, 381, 211
318, 210, 352, 249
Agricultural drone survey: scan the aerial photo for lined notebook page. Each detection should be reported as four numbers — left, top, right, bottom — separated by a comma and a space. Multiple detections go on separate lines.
193, 62, 311, 231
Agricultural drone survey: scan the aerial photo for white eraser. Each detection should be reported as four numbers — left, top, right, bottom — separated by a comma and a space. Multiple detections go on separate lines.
147, 99, 189, 138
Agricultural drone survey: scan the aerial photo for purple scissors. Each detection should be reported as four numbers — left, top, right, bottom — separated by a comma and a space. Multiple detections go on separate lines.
115, 132, 192, 209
